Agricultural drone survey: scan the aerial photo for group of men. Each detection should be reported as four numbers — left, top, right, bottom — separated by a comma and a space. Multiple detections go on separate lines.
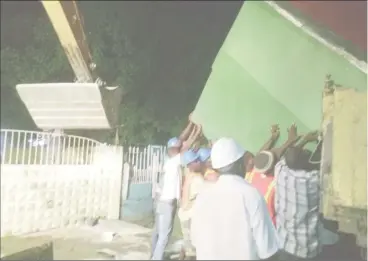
150, 115, 338, 260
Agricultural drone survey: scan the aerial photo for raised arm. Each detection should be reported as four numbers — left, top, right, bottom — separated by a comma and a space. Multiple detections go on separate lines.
271, 124, 301, 159
181, 125, 202, 153
179, 122, 194, 142
296, 131, 320, 149
258, 124, 280, 153
178, 113, 195, 142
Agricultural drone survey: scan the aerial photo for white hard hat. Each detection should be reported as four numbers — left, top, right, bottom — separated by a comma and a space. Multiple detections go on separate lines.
211, 137, 246, 169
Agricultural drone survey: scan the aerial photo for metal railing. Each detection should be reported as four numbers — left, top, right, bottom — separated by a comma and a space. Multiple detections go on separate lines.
128, 145, 167, 183
0, 129, 103, 165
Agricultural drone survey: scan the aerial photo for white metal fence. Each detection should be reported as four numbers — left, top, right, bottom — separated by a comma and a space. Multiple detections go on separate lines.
0, 129, 167, 182
0, 129, 107, 165
126, 145, 166, 184
1, 129, 123, 236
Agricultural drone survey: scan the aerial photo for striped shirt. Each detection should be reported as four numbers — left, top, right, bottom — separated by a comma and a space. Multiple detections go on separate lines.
274, 159, 321, 259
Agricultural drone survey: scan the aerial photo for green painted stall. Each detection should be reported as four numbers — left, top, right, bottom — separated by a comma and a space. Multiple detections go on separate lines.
192, 1, 366, 153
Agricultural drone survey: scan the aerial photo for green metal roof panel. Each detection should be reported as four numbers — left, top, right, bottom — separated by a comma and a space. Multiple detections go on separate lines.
192, 2, 367, 153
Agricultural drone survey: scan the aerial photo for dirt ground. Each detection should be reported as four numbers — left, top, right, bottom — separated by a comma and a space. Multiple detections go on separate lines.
2, 217, 364, 260
1, 215, 185, 260
125, 213, 183, 243
1, 220, 153, 260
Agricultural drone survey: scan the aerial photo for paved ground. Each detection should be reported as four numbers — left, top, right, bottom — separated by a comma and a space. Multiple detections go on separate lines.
1, 220, 153, 260
2, 218, 364, 260
125, 213, 183, 243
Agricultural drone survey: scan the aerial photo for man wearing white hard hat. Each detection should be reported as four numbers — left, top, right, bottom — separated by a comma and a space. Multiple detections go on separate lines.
151, 115, 201, 260
190, 137, 279, 260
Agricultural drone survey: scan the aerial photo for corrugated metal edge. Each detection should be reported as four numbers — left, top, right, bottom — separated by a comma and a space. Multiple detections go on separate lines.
266, 1, 367, 74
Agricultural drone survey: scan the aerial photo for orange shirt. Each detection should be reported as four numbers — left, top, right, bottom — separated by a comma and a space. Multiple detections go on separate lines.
204, 168, 218, 182
245, 171, 276, 226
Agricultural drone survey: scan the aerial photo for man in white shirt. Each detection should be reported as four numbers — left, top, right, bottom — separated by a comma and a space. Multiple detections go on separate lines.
150, 116, 202, 260
151, 137, 183, 260
191, 137, 279, 260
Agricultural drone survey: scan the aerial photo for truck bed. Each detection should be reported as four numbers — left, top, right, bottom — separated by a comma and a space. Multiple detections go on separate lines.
321, 88, 367, 248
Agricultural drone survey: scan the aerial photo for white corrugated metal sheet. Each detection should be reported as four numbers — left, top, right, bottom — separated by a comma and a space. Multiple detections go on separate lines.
16, 83, 110, 129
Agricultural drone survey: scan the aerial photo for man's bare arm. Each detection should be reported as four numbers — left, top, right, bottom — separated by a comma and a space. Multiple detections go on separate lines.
178, 112, 196, 142
259, 137, 278, 153
296, 139, 309, 149
271, 124, 301, 159
258, 124, 280, 153
181, 125, 202, 152
179, 121, 194, 142
271, 139, 296, 160
296, 130, 319, 149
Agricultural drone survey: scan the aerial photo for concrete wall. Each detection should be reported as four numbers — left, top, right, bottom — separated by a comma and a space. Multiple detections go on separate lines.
1, 163, 122, 236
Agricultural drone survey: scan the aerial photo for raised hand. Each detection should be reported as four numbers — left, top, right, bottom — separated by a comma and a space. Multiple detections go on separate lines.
287, 123, 301, 144
189, 112, 194, 122
270, 124, 280, 140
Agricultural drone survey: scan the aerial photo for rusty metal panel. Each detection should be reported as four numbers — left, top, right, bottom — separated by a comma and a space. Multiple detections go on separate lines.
287, 1, 366, 53
16, 83, 110, 129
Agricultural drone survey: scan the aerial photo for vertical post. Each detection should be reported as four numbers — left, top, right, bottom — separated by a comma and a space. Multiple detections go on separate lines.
151, 154, 159, 199
50, 129, 64, 164
121, 162, 131, 201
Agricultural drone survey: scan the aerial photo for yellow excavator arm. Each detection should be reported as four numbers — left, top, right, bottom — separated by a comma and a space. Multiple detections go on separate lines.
41, 0, 95, 83
40, 1, 122, 133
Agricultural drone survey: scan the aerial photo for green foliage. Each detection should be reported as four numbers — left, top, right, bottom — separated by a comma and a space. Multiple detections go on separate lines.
1, 13, 73, 129
1, 2, 209, 144
1, 21, 72, 84
80, 2, 200, 144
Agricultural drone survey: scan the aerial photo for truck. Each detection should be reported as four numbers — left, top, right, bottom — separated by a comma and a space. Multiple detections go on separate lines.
321, 76, 367, 257
191, 1, 367, 256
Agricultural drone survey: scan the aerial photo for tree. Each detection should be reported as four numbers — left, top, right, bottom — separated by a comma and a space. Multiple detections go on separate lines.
80, 1, 197, 144
1, 10, 73, 129
1, 1, 217, 144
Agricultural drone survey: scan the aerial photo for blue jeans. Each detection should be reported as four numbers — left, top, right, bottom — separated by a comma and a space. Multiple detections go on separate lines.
151, 200, 177, 260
